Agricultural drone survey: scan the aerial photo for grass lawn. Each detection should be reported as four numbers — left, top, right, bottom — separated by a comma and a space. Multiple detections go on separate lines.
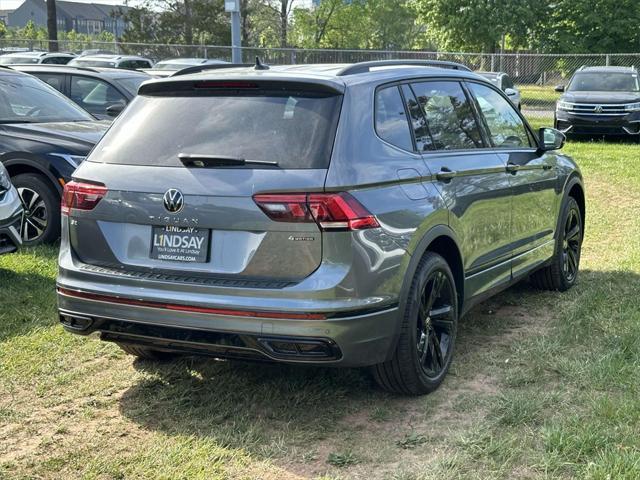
1, 135, 639, 479
519, 85, 561, 111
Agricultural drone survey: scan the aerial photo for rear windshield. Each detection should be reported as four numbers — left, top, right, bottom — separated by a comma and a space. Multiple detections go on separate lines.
89, 90, 342, 169
568, 72, 639, 92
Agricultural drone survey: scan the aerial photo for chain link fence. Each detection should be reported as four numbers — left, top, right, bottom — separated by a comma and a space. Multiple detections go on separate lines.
3, 38, 639, 121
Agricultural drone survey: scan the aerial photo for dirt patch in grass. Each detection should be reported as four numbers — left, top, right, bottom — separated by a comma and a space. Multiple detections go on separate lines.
283, 295, 550, 479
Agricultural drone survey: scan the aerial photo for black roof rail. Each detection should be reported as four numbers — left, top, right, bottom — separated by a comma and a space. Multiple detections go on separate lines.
336, 59, 472, 76
171, 63, 252, 77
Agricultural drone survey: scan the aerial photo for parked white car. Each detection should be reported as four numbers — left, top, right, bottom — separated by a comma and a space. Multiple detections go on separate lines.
477, 71, 522, 109
0, 51, 76, 65
0, 162, 22, 254
68, 54, 154, 70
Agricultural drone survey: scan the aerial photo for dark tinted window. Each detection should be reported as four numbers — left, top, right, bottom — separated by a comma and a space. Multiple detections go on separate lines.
375, 86, 412, 151
32, 72, 65, 93
410, 81, 483, 150
468, 83, 531, 148
401, 84, 434, 152
568, 72, 639, 92
503, 75, 514, 89
70, 75, 127, 116
42, 56, 71, 65
90, 90, 342, 169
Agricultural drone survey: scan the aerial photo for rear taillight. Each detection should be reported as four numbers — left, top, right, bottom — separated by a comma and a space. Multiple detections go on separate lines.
253, 192, 379, 231
61, 181, 107, 215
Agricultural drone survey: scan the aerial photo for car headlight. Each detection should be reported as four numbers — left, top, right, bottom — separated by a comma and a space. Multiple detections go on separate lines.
0, 162, 11, 191
556, 101, 573, 111
50, 153, 86, 168
625, 102, 640, 112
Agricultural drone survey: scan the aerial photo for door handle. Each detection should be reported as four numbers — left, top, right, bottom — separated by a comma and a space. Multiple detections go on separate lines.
435, 167, 457, 182
506, 162, 520, 174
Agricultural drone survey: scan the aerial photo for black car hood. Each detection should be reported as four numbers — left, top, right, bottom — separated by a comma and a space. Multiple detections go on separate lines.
561, 91, 640, 104
0, 121, 110, 152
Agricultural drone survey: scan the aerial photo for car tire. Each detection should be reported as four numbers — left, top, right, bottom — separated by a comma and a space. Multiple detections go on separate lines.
530, 196, 582, 291
117, 342, 178, 360
12, 173, 60, 245
372, 252, 458, 395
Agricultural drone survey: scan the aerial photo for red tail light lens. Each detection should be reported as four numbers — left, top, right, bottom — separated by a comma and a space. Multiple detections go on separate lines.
61, 181, 107, 215
253, 192, 379, 231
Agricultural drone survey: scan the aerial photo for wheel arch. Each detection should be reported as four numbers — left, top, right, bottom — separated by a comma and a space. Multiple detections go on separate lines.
384, 224, 465, 362
2, 158, 64, 196
563, 174, 586, 235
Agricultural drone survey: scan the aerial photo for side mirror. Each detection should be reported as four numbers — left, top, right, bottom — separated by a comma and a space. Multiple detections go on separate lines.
538, 127, 565, 152
554, 85, 565, 93
106, 103, 125, 117
504, 87, 517, 97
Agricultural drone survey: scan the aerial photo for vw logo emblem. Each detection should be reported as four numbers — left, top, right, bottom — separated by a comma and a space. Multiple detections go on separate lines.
163, 188, 184, 213
594, 105, 603, 113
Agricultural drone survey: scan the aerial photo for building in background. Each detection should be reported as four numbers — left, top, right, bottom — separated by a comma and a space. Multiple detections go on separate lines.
3, 0, 129, 36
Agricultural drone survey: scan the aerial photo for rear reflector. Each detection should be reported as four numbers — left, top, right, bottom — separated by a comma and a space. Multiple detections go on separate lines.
253, 192, 379, 231
57, 287, 326, 320
61, 181, 107, 215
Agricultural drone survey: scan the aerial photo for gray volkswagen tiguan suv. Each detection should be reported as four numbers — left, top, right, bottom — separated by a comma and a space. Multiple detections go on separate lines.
57, 60, 585, 395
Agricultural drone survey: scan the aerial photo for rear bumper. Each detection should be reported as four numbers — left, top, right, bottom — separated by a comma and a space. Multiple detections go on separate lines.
0, 187, 23, 254
57, 287, 399, 367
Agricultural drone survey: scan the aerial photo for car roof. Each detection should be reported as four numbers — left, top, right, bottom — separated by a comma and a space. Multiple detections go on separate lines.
156, 58, 226, 65
0, 66, 37, 77
10, 64, 152, 78
74, 54, 151, 61
578, 66, 637, 73
142, 62, 486, 94
1, 51, 74, 57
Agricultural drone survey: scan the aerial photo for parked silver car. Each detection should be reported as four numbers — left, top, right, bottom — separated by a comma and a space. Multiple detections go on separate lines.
57, 60, 584, 395
477, 71, 522, 109
0, 162, 22, 254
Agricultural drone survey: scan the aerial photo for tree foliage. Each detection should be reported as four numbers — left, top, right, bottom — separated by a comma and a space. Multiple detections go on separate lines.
291, 0, 422, 50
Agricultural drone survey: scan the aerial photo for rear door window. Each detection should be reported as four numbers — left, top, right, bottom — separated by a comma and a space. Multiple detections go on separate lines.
32, 72, 66, 93
410, 81, 483, 150
70, 75, 127, 116
90, 88, 342, 169
375, 85, 413, 151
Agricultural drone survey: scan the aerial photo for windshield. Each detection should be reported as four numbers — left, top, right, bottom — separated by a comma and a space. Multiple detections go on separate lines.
69, 59, 117, 68
0, 56, 39, 65
568, 72, 640, 92
114, 76, 147, 96
0, 74, 94, 123
90, 90, 342, 169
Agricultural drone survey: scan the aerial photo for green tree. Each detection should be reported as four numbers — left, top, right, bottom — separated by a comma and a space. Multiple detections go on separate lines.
291, 0, 420, 50
536, 0, 640, 53
417, 0, 545, 52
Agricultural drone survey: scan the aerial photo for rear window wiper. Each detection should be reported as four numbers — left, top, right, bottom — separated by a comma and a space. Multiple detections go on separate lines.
178, 153, 279, 168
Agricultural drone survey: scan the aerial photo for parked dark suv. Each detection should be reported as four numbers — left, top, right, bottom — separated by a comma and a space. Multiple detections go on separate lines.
57, 60, 585, 395
555, 66, 640, 138
0, 68, 109, 244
